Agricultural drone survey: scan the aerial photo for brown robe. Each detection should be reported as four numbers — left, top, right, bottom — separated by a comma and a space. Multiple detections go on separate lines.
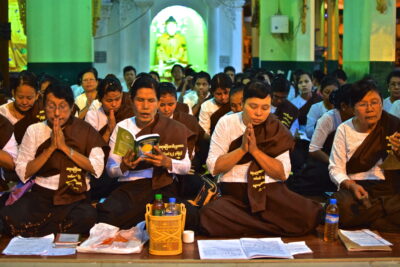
200, 115, 322, 237
334, 111, 400, 232
175, 102, 190, 114
0, 114, 13, 150
14, 100, 46, 144
134, 113, 195, 189
210, 103, 231, 136
274, 99, 299, 129
99, 92, 135, 136
97, 114, 195, 229
173, 110, 204, 156
298, 92, 322, 125
35, 117, 109, 205
0, 114, 14, 190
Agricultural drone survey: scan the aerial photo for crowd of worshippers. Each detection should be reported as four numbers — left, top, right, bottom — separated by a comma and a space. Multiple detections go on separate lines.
0, 64, 399, 238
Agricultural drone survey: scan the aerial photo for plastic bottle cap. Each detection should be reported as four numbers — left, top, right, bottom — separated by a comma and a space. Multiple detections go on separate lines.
330, 198, 337, 205
155, 194, 162, 200
169, 197, 176, 203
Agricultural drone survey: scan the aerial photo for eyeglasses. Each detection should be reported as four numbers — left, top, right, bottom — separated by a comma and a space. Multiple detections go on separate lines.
389, 82, 400, 88
356, 99, 381, 109
82, 78, 96, 83
46, 103, 70, 112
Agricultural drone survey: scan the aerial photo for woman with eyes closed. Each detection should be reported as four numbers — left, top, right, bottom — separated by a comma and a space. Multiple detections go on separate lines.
0, 71, 45, 144
329, 79, 400, 232
200, 81, 321, 237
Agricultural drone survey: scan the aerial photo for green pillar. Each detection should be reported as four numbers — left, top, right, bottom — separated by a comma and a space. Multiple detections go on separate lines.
27, 0, 93, 84
259, 0, 315, 73
343, 0, 395, 89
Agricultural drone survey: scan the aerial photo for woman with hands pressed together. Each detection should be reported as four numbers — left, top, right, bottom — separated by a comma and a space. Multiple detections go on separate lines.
200, 81, 322, 237
0, 82, 108, 237
329, 79, 400, 232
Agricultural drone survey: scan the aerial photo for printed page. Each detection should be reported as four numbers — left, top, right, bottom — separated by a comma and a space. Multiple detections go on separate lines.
3, 235, 54, 255
240, 238, 293, 259
197, 239, 247, 260
285, 241, 313, 255
340, 229, 392, 246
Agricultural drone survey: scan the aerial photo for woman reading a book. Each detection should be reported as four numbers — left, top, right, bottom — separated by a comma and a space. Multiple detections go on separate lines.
0, 82, 108, 237
329, 79, 400, 232
200, 81, 322, 237
97, 74, 194, 229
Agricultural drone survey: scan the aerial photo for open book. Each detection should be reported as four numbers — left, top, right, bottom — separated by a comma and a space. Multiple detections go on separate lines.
113, 127, 160, 158
197, 238, 295, 259
338, 229, 392, 252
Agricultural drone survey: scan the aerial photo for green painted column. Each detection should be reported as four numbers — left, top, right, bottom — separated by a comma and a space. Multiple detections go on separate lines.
27, 0, 93, 84
343, 0, 395, 89
259, 0, 315, 73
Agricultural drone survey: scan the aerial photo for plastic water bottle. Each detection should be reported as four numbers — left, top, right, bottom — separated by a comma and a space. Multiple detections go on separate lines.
165, 197, 179, 216
324, 198, 339, 242
152, 194, 165, 216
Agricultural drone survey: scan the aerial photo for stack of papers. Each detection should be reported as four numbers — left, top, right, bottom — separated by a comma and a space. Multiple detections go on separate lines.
3, 234, 76, 256
339, 229, 392, 251
197, 238, 312, 260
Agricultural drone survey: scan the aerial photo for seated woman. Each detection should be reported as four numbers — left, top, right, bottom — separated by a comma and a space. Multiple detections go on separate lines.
305, 76, 338, 139
85, 74, 135, 200
329, 79, 400, 232
0, 82, 108, 237
287, 84, 354, 195
75, 68, 101, 119
290, 71, 322, 173
85, 74, 134, 143
200, 81, 322, 237
0, 71, 45, 144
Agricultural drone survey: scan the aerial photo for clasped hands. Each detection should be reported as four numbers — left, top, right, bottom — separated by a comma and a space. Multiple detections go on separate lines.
49, 118, 69, 154
240, 123, 259, 155
121, 146, 172, 171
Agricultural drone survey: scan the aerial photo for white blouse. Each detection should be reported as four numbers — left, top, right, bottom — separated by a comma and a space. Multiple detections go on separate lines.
16, 121, 105, 190
329, 119, 385, 189
306, 101, 328, 139
85, 106, 108, 131
309, 109, 342, 153
207, 112, 291, 183
0, 103, 19, 125
199, 98, 219, 136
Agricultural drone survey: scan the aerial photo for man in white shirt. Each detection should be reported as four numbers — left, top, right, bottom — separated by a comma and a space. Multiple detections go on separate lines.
97, 75, 193, 229
383, 70, 400, 112
0, 83, 107, 237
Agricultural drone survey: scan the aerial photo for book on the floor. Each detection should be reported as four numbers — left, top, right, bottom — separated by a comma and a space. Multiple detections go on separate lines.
338, 229, 392, 252
54, 233, 80, 248
197, 238, 294, 259
113, 126, 160, 158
